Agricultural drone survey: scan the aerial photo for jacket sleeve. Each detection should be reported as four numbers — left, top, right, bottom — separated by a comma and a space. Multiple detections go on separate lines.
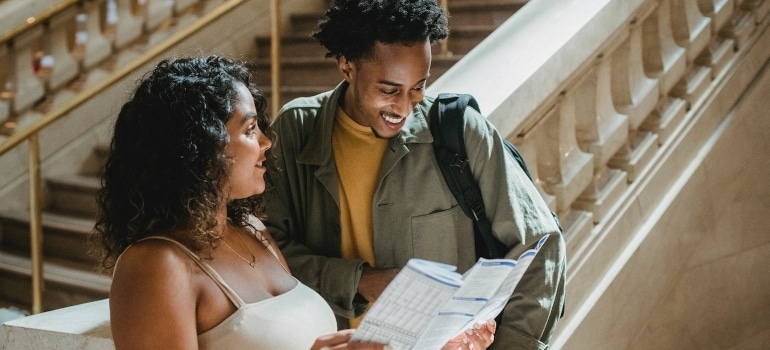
461, 107, 567, 349
263, 108, 368, 320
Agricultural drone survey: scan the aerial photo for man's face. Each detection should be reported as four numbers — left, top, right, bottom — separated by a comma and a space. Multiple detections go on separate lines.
338, 40, 432, 139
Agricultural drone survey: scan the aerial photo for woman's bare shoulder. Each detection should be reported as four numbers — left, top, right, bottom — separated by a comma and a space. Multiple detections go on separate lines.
112, 238, 199, 290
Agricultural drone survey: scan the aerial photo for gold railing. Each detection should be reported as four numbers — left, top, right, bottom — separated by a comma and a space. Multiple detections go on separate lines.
0, 0, 254, 314
440, 0, 449, 55
271, 0, 281, 119
0, 0, 80, 45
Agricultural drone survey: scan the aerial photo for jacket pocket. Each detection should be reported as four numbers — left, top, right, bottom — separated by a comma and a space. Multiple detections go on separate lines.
411, 205, 471, 266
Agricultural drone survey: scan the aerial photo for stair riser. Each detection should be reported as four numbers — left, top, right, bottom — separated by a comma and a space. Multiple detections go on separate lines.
0, 222, 96, 266
255, 37, 328, 59
446, 5, 525, 27
0, 272, 107, 312
288, 4, 524, 33
255, 62, 340, 87
256, 59, 455, 87
48, 184, 99, 219
263, 89, 333, 111
256, 29, 493, 60
288, 13, 325, 35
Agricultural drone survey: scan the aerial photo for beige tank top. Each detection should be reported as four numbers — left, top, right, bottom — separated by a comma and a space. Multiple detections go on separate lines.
127, 235, 337, 349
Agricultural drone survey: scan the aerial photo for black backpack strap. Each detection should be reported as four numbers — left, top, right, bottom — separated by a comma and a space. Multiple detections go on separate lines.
429, 93, 506, 259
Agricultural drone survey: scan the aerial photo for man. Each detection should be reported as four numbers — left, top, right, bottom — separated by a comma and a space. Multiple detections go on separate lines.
264, 0, 566, 348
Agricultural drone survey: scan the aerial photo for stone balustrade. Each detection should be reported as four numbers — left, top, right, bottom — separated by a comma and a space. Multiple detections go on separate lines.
0, 0, 228, 136
428, 0, 769, 346
433, 0, 764, 270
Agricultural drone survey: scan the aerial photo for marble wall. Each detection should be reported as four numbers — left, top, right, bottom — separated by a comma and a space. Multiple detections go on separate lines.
559, 49, 770, 350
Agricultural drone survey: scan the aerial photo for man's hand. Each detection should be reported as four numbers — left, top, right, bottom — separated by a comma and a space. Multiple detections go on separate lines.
357, 265, 400, 302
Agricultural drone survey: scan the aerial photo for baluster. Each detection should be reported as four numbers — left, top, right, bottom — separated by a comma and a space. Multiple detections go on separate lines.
670, 0, 714, 106
721, 5, 756, 48
644, 0, 688, 96
720, 0, 758, 49
145, 0, 175, 47
572, 56, 629, 224
112, 0, 145, 49
79, 0, 112, 70
175, 0, 202, 29
532, 97, 594, 215
145, 0, 173, 31
47, 6, 80, 91
104, 0, 119, 39
11, 27, 46, 115
513, 136, 556, 212
757, 0, 770, 23
671, 0, 713, 62
641, 0, 689, 145
0, 44, 9, 128
695, 0, 736, 78
609, 16, 660, 183
200, 0, 227, 13
613, 19, 660, 130
699, 0, 736, 30
176, 0, 198, 14
517, 106, 593, 254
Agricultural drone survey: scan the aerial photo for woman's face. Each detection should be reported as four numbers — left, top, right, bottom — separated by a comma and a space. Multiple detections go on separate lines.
223, 83, 272, 200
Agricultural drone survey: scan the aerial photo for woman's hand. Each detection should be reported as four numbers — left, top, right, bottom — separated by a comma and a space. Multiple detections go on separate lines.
311, 329, 391, 350
441, 319, 497, 350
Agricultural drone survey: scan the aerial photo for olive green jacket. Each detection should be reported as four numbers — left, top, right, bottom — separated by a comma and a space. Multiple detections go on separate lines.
264, 82, 566, 350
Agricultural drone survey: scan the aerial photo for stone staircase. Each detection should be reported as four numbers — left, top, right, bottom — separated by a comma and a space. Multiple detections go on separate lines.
0, 0, 529, 313
0, 144, 110, 312
254, 0, 529, 107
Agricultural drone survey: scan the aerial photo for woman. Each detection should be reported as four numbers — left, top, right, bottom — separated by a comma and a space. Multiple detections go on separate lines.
95, 56, 493, 349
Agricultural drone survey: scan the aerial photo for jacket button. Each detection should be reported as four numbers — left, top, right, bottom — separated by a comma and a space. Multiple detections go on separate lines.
332, 224, 340, 234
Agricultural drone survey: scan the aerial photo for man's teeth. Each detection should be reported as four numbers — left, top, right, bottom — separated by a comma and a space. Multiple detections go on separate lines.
383, 114, 403, 123
256, 162, 263, 167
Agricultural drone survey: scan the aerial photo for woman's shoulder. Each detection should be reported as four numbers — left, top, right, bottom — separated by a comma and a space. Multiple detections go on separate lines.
113, 237, 200, 285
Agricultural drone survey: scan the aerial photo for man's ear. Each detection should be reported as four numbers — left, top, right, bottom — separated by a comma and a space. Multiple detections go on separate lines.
337, 56, 354, 82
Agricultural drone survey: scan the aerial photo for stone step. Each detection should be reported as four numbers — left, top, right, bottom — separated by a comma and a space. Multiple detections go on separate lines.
255, 25, 498, 59
47, 175, 101, 219
446, 0, 529, 27
254, 54, 462, 88
286, 0, 527, 34
0, 209, 97, 266
0, 249, 109, 312
261, 85, 339, 111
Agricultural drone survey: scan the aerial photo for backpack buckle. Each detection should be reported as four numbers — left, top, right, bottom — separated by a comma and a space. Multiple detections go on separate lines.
470, 201, 484, 221
449, 154, 469, 173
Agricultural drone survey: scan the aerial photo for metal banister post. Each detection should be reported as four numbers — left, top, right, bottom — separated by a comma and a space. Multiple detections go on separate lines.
28, 133, 44, 314
270, 0, 281, 119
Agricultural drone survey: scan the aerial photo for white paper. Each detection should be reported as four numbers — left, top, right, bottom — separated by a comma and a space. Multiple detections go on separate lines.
351, 236, 548, 349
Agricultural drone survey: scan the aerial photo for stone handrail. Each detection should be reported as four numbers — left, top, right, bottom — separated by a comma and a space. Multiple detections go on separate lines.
428, 0, 769, 345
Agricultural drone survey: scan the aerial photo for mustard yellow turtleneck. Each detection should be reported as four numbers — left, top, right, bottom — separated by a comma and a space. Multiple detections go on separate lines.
332, 107, 388, 266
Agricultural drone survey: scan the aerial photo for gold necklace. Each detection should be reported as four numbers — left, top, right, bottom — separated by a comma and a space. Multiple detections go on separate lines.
221, 228, 257, 268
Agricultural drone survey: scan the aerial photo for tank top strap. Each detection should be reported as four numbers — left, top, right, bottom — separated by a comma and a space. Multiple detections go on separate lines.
132, 236, 246, 308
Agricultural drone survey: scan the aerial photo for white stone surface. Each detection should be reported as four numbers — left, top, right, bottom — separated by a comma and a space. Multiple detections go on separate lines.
1, 299, 113, 350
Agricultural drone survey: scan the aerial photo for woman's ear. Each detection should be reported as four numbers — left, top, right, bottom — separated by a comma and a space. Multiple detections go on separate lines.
337, 56, 354, 82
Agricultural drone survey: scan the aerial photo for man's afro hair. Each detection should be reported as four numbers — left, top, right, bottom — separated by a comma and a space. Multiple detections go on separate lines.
312, 0, 449, 62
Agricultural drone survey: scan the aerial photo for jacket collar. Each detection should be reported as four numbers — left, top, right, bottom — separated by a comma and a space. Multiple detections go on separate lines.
297, 81, 435, 167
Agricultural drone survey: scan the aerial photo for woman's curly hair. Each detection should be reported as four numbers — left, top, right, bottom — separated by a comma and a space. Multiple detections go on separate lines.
312, 0, 449, 62
94, 56, 272, 269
